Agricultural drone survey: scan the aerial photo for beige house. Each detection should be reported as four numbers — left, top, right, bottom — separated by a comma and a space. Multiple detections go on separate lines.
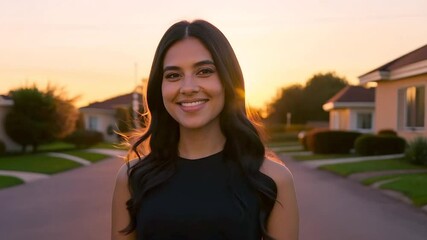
80, 91, 143, 142
359, 44, 427, 140
0, 95, 20, 151
323, 86, 375, 133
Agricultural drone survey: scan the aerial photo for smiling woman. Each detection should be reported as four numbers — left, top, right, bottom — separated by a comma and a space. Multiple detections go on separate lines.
111, 19, 299, 240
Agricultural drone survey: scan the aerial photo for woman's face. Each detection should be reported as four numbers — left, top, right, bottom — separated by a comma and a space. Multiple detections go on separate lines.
161, 37, 225, 131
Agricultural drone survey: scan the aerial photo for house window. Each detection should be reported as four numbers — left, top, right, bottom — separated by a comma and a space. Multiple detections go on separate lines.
356, 112, 372, 130
405, 86, 425, 129
88, 116, 98, 130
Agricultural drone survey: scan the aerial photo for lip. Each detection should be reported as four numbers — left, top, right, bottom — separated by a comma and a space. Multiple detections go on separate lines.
176, 99, 208, 112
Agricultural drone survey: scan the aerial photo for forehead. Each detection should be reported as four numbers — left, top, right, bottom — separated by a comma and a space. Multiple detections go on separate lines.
163, 37, 213, 67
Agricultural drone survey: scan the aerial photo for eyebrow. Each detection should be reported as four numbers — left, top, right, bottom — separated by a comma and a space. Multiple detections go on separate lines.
163, 60, 215, 72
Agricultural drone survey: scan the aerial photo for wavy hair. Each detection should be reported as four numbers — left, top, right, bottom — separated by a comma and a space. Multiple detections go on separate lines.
122, 19, 277, 239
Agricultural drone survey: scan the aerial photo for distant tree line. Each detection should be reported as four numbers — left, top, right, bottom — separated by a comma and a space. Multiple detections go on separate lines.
266, 72, 348, 125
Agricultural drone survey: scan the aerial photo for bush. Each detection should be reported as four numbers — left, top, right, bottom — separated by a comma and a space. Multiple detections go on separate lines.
378, 129, 397, 136
0, 139, 5, 154
306, 130, 361, 154
355, 134, 406, 156
64, 130, 104, 148
404, 137, 427, 165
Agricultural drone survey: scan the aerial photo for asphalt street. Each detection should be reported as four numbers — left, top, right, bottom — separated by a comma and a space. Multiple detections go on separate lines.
1, 155, 427, 240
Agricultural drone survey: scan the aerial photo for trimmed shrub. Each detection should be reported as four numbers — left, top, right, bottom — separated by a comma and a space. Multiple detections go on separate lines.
404, 137, 427, 165
64, 130, 104, 148
306, 130, 361, 154
378, 129, 397, 136
355, 134, 406, 156
0, 139, 5, 154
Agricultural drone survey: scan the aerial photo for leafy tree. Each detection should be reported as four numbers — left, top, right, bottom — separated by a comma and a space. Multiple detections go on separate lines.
266, 71, 348, 124
267, 84, 305, 124
4, 85, 78, 152
303, 72, 348, 121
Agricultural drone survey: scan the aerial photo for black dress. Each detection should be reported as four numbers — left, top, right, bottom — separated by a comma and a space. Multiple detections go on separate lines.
136, 151, 262, 240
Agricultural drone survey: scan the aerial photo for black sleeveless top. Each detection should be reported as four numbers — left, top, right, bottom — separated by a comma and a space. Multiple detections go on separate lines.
136, 151, 261, 239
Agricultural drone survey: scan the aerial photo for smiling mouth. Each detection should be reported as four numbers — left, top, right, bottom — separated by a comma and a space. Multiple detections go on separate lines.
178, 100, 208, 107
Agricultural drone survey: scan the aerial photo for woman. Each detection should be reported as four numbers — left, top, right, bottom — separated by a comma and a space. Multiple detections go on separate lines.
112, 19, 299, 240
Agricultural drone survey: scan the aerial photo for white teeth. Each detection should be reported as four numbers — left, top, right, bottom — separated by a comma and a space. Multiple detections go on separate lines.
180, 101, 205, 107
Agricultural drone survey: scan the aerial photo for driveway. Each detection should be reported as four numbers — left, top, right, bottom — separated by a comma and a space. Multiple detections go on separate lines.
282, 154, 427, 240
0, 156, 123, 240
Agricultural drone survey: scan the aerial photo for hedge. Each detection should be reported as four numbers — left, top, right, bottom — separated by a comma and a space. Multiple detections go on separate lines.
64, 130, 104, 148
355, 134, 406, 156
306, 130, 361, 154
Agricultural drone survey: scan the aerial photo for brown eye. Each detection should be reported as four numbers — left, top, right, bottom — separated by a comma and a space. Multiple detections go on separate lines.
197, 68, 215, 77
164, 72, 181, 81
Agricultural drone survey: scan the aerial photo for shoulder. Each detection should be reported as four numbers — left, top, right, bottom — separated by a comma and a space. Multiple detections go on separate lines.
260, 157, 294, 189
115, 158, 140, 184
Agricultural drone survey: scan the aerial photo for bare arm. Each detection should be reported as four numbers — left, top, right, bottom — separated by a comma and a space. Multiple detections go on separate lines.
111, 163, 137, 240
260, 159, 299, 240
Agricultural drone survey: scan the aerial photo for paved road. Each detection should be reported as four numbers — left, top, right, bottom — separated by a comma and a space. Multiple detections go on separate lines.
2, 154, 427, 240
281, 154, 427, 240
0, 157, 123, 240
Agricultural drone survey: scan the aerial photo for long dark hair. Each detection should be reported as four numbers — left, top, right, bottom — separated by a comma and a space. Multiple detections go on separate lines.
122, 20, 277, 239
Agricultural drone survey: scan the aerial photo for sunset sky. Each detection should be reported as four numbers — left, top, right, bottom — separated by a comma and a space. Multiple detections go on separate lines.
1, 0, 426, 109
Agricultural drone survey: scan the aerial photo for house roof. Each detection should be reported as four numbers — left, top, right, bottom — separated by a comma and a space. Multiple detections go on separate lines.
323, 86, 375, 111
359, 44, 427, 83
80, 92, 143, 110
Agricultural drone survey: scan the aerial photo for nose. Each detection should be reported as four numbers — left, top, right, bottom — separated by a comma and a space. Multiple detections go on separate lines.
179, 74, 200, 95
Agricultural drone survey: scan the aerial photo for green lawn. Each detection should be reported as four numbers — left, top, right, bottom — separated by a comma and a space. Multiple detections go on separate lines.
267, 141, 301, 148
361, 173, 427, 185
63, 150, 108, 163
0, 154, 81, 174
92, 142, 128, 150
0, 176, 24, 189
319, 158, 426, 176
379, 174, 427, 206
38, 141, 76, 152
292, 154, 355, 161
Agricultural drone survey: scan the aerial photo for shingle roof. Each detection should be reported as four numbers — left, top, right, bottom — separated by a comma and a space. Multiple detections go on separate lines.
326, 86, 375, 104
80, 92, 143, 110
360, 44, 427, 77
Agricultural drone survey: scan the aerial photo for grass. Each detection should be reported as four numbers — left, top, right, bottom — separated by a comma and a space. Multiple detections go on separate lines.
63, 150, 108, 163
362, 172, 427, 185
0, 176, 24, 189
38, 141, 76, 152
92, 142, 128, 150
293, 154, 355, 161
0, 154, 81, 174
319, 158, 426, 176
379, 173, 427, 206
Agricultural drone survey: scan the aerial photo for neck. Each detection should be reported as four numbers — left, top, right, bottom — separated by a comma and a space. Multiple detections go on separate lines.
178, 124, 226, 160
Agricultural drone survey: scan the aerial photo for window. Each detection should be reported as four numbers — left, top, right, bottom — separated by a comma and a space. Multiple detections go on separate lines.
88, 116, 98, 130
356, 112, 372, 130
405, 86, 425, 129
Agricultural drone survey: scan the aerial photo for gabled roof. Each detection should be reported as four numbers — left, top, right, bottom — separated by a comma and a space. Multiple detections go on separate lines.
80, 92, 143, 110
359, 44, 427, 84
323, 86, 375, 111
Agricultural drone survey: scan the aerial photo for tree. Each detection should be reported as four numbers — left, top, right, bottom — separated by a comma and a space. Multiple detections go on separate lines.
4, 85, 78, 152
267, 84, 305, 124
303, 72, 348, 122
266, 71, 348, 124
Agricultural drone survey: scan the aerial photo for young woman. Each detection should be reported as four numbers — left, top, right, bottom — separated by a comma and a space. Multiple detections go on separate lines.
112, 20, 299, 240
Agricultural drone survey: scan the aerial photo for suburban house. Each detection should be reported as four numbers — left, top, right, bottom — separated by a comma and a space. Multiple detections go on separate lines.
358, 44, 427, 140
0, 95, 20, 151
323, 85, 375, 133
79, 91, 143, 142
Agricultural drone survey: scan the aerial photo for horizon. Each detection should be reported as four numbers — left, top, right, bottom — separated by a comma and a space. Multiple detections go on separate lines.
1, 0, 427, 109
